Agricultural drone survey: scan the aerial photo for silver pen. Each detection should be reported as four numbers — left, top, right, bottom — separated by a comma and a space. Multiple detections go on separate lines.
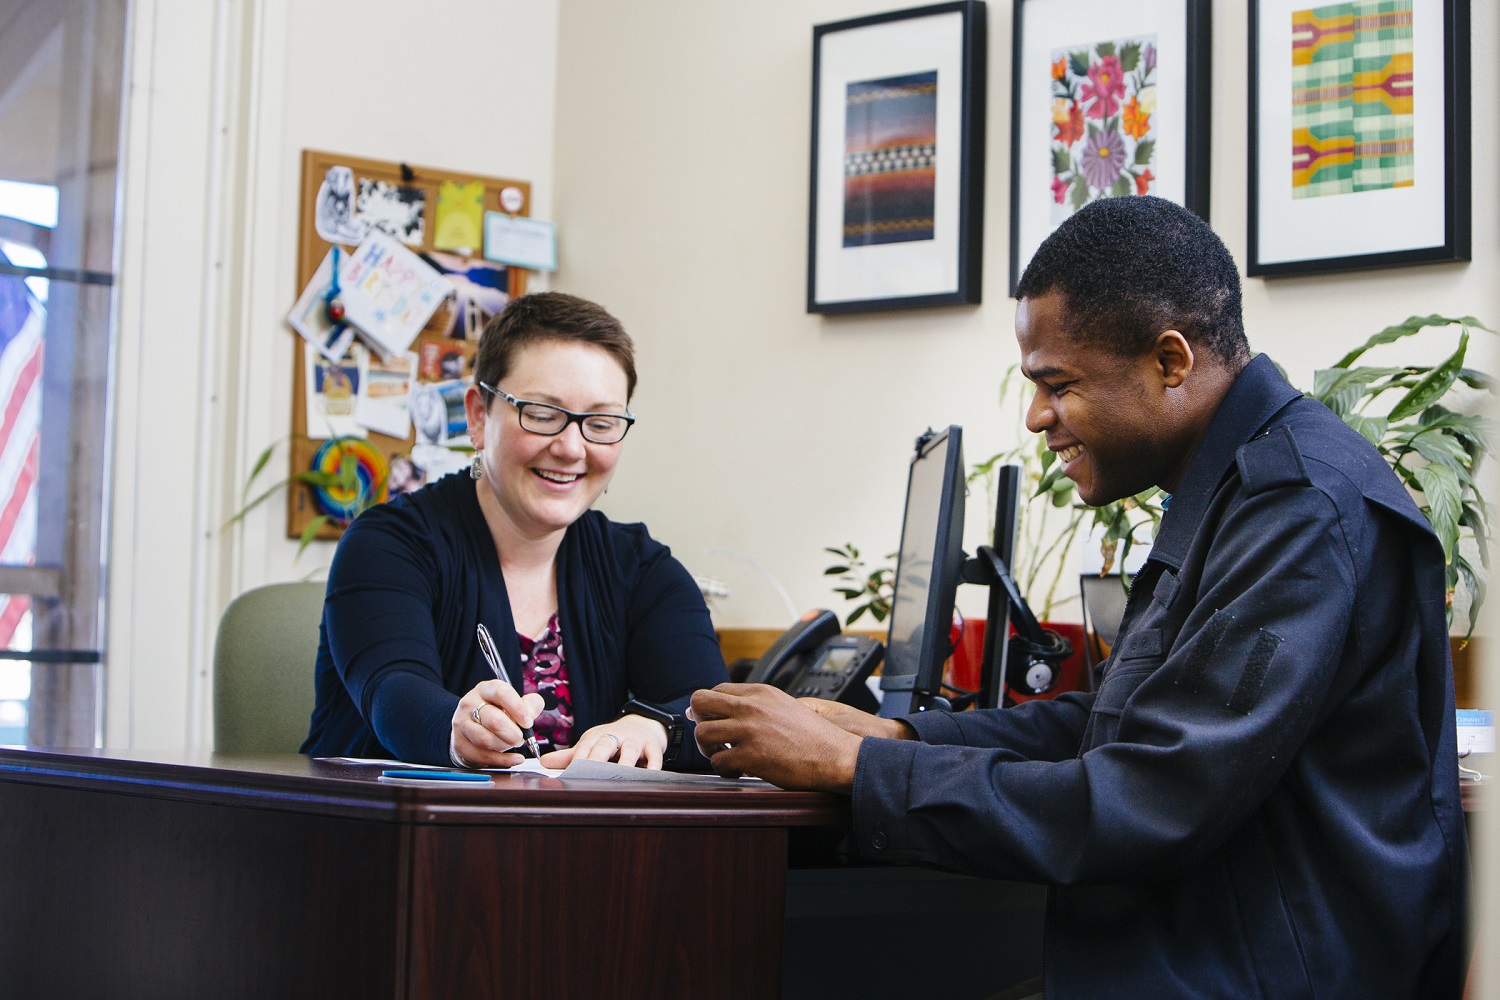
475, 622, 542, 759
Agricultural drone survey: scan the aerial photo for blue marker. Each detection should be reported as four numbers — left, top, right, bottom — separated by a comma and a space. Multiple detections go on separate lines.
381, 769, 491, 782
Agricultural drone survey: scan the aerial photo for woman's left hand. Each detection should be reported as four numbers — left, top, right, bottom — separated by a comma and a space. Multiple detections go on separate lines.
539, 712, 669, 770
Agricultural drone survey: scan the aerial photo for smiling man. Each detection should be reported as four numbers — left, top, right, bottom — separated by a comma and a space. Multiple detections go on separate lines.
692, 197, 1468, 999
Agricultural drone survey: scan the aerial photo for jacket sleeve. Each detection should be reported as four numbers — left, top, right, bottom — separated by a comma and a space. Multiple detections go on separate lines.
622, 540, 730, 771
851, 484, 1358, 883
903, 691, 1094, 761
322, 507, 458, 764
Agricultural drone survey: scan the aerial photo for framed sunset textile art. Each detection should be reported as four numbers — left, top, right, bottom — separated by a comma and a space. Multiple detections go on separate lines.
1248, 0, 1470, 275
807, 2, 987, 313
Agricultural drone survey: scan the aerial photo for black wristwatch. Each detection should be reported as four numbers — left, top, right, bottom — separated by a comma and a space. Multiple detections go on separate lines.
620, 698, 685, 763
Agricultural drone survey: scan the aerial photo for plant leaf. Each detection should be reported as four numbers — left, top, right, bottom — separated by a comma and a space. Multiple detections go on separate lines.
1312, 365, 1406, 403
1134, 138, 1155, 165
1455, 555, 1485, 639
1119, 41, 1141, 72
1052, 145, 1071, 175
1413, 463, 1462, 563
823, 566, 848, 576
1332, 315, 1485, 370
243, 441, 278, 500
1343, 414, 1388, 446
221, 480, 288, 528
1068, 50, 1090, 77
1406, 429, 1472, 472
1409, 411, 1494, 454
295, 515, 331, 560
1389, 331, 1467, 421
1456, 368, 1494, 390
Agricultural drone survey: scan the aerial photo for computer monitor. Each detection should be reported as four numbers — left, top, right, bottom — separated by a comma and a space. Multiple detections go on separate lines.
976, 464, 1021, 710
878, 426, 966, 718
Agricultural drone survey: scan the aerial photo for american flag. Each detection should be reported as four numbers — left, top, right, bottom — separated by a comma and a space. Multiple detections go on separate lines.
0, 251, 42, 649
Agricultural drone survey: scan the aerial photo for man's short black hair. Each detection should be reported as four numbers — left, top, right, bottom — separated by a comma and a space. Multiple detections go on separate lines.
1016, 196, 1249, 365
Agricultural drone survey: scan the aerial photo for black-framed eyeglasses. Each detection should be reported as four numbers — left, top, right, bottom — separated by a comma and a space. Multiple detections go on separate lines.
479, 381, 636, 445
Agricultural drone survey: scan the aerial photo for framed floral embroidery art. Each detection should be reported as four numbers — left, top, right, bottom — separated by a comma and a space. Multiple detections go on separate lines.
1009, 0, 1211, 295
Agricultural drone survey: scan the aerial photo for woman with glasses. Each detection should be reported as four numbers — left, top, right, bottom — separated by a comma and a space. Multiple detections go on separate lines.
302, 292, 728, 770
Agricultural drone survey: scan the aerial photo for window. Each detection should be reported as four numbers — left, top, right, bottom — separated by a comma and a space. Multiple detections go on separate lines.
0, 0, 128, 746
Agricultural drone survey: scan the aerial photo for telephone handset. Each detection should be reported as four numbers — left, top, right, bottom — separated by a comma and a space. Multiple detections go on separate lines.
747, 609, 883, 713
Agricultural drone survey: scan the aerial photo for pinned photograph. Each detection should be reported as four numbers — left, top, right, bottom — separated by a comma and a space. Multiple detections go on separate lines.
356, 177, 426, 246
355, 349, 418, 439
305, 351, 364, 439
314, 165, 368, 244
409, 378, 469, 446
423, 251, 509, 340
417, 335, 475, 381
387, 451, 427, 495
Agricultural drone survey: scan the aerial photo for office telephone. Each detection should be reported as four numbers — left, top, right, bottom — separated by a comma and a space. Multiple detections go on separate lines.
746, 609, 883, 713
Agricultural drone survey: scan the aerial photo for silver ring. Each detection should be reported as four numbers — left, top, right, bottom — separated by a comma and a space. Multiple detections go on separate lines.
598, 733, 621, 748
471, 705, 484, 725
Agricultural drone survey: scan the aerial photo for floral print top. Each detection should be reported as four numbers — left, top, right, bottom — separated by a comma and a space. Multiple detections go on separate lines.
518, 612, 574, 751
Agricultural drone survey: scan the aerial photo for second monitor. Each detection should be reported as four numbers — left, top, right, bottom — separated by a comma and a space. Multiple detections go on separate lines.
877, 426, 967, 717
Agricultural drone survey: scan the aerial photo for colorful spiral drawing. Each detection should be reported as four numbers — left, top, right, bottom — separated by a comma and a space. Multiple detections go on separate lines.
310, 437, 389, 524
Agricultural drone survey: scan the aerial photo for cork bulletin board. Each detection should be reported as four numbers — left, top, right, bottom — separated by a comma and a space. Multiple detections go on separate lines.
288, 149, 530, 539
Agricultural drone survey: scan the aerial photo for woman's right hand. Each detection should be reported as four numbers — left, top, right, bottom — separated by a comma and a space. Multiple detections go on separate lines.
450, 679, 546, 768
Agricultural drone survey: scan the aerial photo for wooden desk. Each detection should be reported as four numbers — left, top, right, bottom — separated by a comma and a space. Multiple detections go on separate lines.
0, 747, 850, 999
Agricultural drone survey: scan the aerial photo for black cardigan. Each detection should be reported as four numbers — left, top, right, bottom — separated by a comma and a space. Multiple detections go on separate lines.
301, 472, 728, 769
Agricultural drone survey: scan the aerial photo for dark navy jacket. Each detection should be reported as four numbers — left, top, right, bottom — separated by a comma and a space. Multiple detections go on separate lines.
302, 471, 728, 769
852, 355, 1468, 998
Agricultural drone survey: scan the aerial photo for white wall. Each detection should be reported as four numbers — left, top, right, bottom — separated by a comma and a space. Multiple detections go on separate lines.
106, 0, 560, 749
554, 0, 1500, 630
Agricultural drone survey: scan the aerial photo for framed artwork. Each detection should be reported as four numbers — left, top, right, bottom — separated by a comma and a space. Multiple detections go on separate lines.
807, 1, 987, 314
1009, 0, 1212, 295
1247, 0, 1470, 276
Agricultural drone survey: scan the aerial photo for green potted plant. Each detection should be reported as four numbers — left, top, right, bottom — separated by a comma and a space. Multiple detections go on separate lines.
1308, 314, 1491, 637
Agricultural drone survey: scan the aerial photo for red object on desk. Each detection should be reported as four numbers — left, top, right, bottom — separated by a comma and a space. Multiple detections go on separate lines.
947, 619, 1091, 704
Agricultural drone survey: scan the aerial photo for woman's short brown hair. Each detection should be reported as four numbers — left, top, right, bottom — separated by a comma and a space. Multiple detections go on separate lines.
472, 291, 637, 401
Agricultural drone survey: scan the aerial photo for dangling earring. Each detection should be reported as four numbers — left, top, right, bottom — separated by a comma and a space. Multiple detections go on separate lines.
470, 453, 484, 480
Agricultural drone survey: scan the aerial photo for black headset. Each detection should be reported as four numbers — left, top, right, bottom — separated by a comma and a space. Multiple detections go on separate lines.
1005, 627, 1073, 697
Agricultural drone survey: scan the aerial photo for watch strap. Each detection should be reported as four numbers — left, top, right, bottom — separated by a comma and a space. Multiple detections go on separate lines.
620, 698, 685, 763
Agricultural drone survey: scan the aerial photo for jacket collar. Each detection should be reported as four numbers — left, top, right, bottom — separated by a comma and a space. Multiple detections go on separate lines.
1147, 353, 1303, 570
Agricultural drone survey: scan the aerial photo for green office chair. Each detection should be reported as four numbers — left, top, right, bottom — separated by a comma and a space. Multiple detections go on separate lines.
212, 581, 326, 753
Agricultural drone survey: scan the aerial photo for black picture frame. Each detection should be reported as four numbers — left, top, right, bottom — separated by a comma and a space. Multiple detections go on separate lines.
807, 1, 987, 314
1247, 0, 1470, 277
1008, 0, 1211, 297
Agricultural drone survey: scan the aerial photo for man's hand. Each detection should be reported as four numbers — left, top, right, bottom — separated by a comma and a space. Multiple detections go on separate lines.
799, 696, 916, 741
689, 684, 878, 793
